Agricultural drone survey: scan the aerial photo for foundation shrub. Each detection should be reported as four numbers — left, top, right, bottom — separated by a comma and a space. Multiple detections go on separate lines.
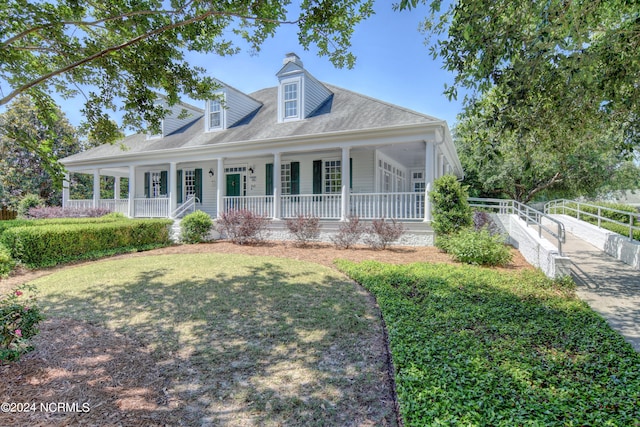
181, 210, 214, 243
332, 215, 364, 249
0, 219, 172, 268
442, 228, 512, 266
430, 175, 473, 235
285, 214, 320, 246
26, 206, 113, 219
217, 209, 269, 245
363, 218, 405, 250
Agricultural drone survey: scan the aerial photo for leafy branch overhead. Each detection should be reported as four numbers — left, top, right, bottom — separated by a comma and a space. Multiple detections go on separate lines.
399, 0, 640, 154
1, 0, 374, 142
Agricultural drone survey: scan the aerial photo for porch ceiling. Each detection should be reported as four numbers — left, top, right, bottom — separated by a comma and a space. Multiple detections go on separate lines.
377, 142, 425, 169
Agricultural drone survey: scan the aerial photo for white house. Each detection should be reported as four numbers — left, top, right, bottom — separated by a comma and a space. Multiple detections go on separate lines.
60, 53, 463, 224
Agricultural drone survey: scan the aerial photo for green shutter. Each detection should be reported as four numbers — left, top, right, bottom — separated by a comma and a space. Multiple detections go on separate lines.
160, 171, 168, 196
312, 160, 322, 194
350, 158, 353, 190
144, 172, 150, 198
265, 163, 273, 195
177, 169, 183, 204
195, 168, 202, 202
291, 161, 300, 195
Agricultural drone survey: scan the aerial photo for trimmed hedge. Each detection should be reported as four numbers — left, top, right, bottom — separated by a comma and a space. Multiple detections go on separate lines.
0, 243, 14, 277
0, 216, 124, 236
1, 219, 172, 268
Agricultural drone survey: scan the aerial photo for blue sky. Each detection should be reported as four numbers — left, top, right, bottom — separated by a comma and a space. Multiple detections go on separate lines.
180, 2, 465, 126
6, 3, 466, 131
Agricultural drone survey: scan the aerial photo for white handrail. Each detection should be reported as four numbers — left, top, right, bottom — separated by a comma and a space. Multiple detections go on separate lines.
470, 197, 566, 255
545, 199, 639, 241
172, 195, 199, 218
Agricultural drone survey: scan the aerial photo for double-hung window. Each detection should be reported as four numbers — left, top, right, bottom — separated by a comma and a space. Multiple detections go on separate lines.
283, 83, 298, 119
184, 169, 196, 200
324, 160, 341, 194
151, 171, 162, 197
209, 99, 222, 130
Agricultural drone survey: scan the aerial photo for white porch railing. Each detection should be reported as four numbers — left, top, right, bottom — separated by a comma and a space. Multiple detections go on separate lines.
223, 196, 273, 217
134, 197, 170, 217
351, 192, 425, 220
65, 199, 94, 210
97, 199, 129, 215
281, 194, 342, 219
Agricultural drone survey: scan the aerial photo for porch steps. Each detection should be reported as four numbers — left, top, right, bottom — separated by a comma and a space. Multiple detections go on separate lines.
170, 219, 182, 243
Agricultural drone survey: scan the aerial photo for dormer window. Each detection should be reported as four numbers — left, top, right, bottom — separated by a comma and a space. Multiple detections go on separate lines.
209, 99, 222, 130
206, 99, 225, 131
284, 83, 299, 118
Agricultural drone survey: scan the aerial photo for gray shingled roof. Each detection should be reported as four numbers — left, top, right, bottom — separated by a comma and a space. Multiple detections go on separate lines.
62, 84, 442, 163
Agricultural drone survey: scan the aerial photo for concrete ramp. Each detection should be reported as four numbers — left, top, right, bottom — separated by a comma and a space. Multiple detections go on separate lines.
562, 232, 640, 352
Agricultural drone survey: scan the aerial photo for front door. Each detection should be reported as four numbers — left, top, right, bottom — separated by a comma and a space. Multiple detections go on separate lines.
226, 174, 241, 197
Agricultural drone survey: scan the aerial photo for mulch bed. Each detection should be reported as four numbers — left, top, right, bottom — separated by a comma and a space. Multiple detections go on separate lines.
0, 241, 533, 426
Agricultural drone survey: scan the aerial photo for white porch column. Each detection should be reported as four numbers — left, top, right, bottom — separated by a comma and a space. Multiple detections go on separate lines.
114, 177, 120, 200
216, 158, 224, 218
62, 173, 70, 208
437, 153, 444, 179
92, 169, 100, 208
169, 162, 177, 217
273, 152, 281, 220
128, 166, 136, 218
424, 141, 436, 222
341, 147, 350, 221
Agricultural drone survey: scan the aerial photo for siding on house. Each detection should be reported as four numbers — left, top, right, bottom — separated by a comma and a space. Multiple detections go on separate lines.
162, 103, 203, 136
224, 86, 262, 127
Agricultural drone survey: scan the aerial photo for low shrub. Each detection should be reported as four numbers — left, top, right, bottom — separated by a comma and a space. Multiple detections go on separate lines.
332, 215, 364, 249
441, 227, 513, 266
1, 284, 45, 363
217, 209, 269, 245
0, 216, 123, 236
0, 243, 15, 278
17, 194, 44, 218
363, 218, 405, 250
285, 214, 320, 246
181, 210, 213, 243
1, 219, 172, 268
27, 206, 113, 219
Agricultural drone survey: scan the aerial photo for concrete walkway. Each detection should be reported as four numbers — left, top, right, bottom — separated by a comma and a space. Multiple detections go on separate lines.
562, 232, 640, 351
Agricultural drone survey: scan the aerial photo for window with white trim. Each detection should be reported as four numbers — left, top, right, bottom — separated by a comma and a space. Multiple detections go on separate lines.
378, 157, 406, 192
184, 169, 196, 199
324, 160, 341, 194
209, 99, 222, 130
151, 171, 162, 197
281, 163, 292, 195
283, 83, 298, 118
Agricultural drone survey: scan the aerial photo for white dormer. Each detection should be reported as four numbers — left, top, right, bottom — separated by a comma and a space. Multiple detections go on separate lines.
276, 53, 333, 123
205, 80, 262, 132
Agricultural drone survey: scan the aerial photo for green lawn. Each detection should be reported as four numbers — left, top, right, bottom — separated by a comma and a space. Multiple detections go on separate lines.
336, 260, 640, 427
30, 254, 397, 426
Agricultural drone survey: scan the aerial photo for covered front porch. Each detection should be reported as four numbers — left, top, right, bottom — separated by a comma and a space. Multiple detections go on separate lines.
65, 191, 428, 221
63, 134, 459, 222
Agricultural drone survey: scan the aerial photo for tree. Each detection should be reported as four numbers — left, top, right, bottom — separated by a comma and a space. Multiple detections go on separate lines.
1, 0, 374, 147
0, 95, 88, 208
398, 0, 640, 154
454, 88, 639, 203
